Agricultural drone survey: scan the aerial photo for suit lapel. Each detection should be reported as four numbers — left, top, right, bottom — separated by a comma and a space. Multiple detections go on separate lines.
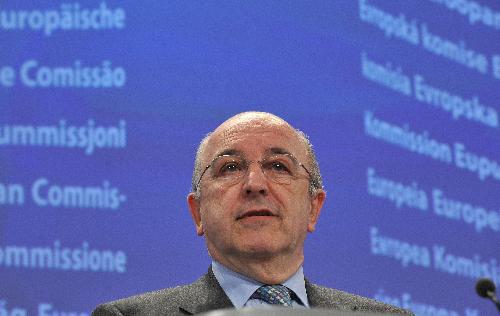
305, 279, 343, 310
305, 279, 324, 308
178, 267, 233, 315
177, 271, 337, 313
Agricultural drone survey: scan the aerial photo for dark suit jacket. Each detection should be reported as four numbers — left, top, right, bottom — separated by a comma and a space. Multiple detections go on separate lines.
92, 269, 412, 316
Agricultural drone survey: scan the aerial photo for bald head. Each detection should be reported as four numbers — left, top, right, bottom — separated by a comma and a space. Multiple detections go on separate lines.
191, 111, 323, 196
218, 112, 288, 131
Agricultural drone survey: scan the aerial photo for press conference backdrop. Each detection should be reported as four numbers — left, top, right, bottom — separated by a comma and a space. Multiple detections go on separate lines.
1, 1, 499, 315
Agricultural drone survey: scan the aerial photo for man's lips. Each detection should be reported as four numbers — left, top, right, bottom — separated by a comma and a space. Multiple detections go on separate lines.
236, 209, 277, 220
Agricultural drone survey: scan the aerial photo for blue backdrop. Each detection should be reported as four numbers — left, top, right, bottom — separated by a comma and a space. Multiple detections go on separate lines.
1, 1, 499, 315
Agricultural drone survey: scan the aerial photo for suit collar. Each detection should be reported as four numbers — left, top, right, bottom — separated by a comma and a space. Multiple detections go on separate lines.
211, 261, 310, 308
305, 278, 323, 308
177, 269, 332, 314
305, 279, 341, 309
178, 267, 233, 315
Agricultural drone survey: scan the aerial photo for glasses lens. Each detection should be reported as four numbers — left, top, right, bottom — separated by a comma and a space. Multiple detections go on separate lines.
205, 153, 305, 186
261, 154, 298, 184
210, 155, 245, 183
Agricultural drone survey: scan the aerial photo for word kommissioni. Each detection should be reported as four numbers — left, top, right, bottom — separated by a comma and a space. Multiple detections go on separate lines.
0, 119, 126, 155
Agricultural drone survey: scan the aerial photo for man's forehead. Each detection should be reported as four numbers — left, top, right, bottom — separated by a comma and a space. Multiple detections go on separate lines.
218, 112, 288, 134
214, 147, 294, 160
204, 114, 305, 160
219, 122, 291, 145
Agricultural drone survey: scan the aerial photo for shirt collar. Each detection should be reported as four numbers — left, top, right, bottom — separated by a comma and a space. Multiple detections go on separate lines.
211, 260, 309, 309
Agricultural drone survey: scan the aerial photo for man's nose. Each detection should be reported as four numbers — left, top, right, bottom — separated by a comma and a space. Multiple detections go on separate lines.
242, 162, 268, 196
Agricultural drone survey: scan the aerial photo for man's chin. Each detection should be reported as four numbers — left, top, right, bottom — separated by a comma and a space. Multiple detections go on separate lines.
237, 241, 290, 259
236, 215, 280, 228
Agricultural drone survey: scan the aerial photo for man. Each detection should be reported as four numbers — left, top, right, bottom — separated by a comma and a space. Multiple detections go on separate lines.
92, 112, 411, 315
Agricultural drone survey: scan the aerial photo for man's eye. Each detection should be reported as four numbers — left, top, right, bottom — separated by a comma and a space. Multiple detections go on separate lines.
267, 161, 291, 173
218, 162, 241, 175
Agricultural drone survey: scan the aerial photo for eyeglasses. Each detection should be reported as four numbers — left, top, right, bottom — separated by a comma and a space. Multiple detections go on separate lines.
196, 153, 312, 189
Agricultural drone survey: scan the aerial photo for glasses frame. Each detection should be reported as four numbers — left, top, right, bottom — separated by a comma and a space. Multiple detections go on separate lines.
196, 153, 312, 190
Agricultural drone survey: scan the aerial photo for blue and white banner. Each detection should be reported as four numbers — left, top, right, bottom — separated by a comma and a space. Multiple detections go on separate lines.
1, 1, 499, 315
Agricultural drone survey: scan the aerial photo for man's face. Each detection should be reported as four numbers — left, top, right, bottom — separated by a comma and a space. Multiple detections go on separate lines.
187, 116, 325, 265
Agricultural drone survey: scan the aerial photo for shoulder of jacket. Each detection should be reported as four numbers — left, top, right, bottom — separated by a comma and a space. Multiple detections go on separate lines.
307, 283, 413, 315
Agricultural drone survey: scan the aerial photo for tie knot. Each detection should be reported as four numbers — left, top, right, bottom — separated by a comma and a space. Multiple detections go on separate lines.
251, 284, 293, 307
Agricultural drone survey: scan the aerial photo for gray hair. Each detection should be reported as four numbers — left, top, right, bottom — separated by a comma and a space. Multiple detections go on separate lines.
191, 129, 323, 198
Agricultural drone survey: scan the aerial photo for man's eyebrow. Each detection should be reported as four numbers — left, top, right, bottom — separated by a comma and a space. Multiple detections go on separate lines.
210, 147, 292, 161
213, 149, 242, 159
267, 147, 292, 155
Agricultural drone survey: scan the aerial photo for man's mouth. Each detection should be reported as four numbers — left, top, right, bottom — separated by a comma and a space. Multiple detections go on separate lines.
236, 209, 276, 220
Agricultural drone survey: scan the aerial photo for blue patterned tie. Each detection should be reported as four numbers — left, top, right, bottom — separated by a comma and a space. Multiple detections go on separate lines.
251, 285, 293, 307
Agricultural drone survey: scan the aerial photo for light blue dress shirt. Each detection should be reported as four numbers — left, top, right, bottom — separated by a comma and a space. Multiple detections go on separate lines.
212, 261, 310, 309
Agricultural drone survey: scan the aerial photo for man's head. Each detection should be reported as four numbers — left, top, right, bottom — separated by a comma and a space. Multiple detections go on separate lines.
187, 112, 326, 282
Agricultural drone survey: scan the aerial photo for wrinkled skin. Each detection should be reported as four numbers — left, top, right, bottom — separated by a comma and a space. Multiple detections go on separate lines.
188, 112, 325, 284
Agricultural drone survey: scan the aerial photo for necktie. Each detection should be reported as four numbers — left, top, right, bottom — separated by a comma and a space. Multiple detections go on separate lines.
251, 285, 293, 307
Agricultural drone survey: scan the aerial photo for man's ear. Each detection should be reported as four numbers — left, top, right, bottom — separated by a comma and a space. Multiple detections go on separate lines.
187, 193, 204, 236
307, 189, 326, 233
